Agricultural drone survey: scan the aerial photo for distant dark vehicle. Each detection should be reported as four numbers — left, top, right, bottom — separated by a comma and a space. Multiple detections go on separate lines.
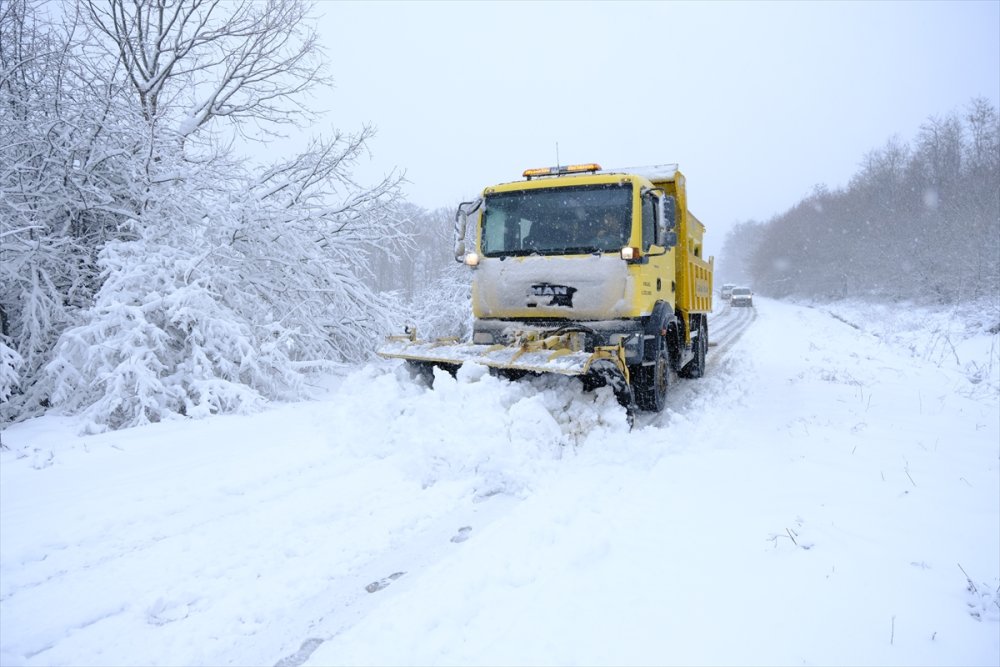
730, 287, 753, 307
720, 283, 736, 300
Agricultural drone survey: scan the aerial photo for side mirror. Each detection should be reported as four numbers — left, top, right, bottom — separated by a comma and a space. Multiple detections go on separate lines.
661, 195, 676, 230
656, 195, 677, 246
454, 198, 482, 262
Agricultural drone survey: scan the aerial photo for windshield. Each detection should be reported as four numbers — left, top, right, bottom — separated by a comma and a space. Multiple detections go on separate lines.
732, 288, 751, 296
481, 184, 632, 257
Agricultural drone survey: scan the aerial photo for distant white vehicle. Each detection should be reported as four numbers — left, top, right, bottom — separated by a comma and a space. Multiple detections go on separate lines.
720, 283, 736, 300
730, 286, 753, 307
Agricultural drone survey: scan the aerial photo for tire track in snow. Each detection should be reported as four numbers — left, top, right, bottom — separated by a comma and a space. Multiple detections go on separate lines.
272, 492, 520, 667
706, 302, 758, 366
633, 302, 758, 429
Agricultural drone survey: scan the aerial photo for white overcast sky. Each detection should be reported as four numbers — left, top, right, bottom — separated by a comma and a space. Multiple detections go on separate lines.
304, 0, 999, 254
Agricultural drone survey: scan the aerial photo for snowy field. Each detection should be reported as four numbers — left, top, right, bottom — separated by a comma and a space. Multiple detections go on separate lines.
1, 297, 998, 667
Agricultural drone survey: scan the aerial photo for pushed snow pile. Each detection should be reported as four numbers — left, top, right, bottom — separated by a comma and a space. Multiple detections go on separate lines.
326, 360, 631, 494
1, 298, 997, 667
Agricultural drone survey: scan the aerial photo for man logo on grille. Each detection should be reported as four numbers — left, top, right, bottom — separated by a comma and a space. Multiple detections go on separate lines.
530, 283, 577, 307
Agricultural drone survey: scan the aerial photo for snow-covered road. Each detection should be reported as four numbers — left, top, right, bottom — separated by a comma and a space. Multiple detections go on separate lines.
1, 298, 997, 666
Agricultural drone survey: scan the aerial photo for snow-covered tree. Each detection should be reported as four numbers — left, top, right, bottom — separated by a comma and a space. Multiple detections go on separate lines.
0, 336, 23, 405
2, 0, 410, 430
1, 0, 143, 420
369, 202, 478, 342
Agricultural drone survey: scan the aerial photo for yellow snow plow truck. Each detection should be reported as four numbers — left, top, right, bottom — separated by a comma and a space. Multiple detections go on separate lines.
378, 163, 713, 417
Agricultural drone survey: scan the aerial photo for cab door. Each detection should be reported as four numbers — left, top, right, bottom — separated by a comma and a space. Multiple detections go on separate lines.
631, 191, 674, 315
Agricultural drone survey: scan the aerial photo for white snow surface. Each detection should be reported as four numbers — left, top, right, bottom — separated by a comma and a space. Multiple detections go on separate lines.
1, 298, 998, 667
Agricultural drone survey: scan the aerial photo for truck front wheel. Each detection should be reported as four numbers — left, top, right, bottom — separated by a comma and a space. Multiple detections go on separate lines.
633, 336, 669, 412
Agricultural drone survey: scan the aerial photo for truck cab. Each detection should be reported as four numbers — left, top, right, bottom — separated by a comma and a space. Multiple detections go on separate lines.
452, 163, 713, 411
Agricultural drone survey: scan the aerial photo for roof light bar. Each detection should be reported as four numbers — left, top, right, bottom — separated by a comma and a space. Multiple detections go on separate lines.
564, 163, 602, 173
522, 163, 603, 179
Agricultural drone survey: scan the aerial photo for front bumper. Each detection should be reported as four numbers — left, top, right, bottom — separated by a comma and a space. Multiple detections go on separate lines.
472, 318, 646, 364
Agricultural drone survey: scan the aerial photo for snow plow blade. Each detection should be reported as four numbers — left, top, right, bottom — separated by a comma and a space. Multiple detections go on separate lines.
377, 329, 631, 384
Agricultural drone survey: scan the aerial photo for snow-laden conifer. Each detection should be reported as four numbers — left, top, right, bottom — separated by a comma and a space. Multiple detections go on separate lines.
0, 337, 23, 406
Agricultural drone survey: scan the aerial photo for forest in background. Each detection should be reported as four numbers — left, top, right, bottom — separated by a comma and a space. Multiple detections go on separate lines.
719, 98, 999, 305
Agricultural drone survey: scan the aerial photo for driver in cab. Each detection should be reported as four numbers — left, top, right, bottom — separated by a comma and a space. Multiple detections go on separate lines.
595, 212, 624, 248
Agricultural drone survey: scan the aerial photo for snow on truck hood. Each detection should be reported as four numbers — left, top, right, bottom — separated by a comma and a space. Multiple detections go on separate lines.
473, 254, 633, 319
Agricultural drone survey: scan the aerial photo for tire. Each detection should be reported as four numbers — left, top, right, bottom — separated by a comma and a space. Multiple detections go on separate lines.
490, 367, 530, 381
633, 335, 669, 412
405, 360, 436, 387
680, 316, 707, 379
406, 360, 458, 387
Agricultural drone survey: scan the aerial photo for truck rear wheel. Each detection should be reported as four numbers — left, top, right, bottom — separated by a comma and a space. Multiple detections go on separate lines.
633, 337, 669, 412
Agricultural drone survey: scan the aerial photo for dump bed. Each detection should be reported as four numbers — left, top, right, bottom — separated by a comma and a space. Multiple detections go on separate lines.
677, 211, 713, 315
647, 170, 713, 319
